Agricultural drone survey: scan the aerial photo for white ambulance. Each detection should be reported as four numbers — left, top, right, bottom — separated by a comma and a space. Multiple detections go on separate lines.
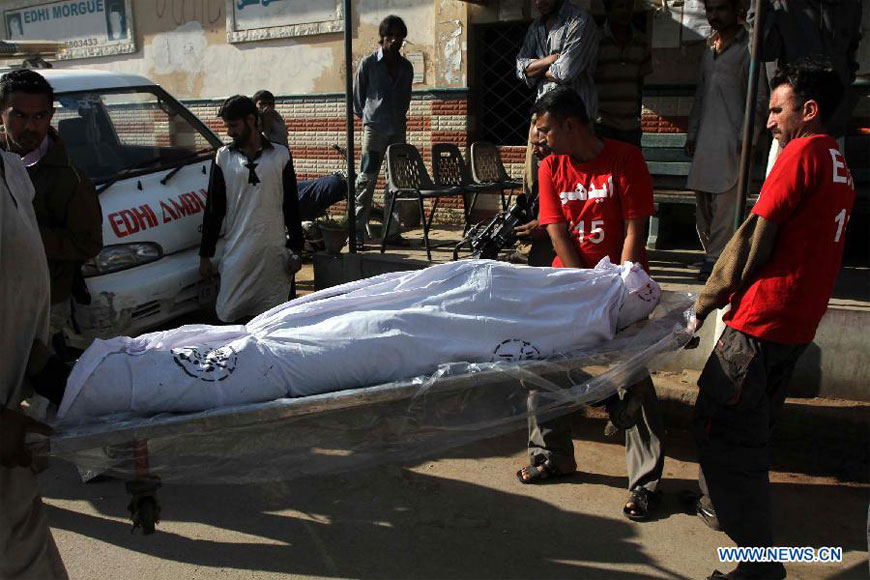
27, 68, 224, 343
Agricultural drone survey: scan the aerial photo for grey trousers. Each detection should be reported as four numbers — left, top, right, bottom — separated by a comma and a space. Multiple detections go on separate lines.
527, 374, 665, 492
48, 300, 71, 337
695, 184, 738, 264
0, 467, 68, 579
354, 125, 405, 239
694, 325, 807, 576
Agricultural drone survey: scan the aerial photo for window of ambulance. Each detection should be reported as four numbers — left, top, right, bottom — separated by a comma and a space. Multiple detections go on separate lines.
52, 88, 220, 187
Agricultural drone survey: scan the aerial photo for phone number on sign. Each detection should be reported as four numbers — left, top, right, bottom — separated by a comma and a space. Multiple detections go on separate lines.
67, 37, 100, 49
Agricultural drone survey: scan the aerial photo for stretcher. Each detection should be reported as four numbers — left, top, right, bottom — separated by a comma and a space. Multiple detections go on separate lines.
41, 291, 693, 534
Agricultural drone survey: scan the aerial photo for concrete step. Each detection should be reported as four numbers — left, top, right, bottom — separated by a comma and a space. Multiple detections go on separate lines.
578, 370, 870, 483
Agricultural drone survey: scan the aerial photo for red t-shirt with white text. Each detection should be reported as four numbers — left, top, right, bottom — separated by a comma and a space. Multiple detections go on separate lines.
725, 135, 856, 344
537, 139, 655, 269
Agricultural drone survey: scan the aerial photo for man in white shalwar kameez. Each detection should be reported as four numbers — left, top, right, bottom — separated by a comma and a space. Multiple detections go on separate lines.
0, 148, 67, 578
199, 95, 304, 323
685, 0, 755, 281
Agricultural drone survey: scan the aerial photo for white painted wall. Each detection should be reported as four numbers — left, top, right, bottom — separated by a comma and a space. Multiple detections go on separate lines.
30, 0, 441, 99
59, 20, 335, 98
358, 0, 435, 46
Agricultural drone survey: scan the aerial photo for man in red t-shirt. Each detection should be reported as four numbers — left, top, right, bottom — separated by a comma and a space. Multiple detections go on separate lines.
691, 61, 854, 580
516, 86, 664, 522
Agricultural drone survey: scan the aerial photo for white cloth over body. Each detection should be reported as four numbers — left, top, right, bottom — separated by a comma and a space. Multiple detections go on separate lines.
58, 259, 661, 421
215, 144, 292, 322
0, 151, 67, 579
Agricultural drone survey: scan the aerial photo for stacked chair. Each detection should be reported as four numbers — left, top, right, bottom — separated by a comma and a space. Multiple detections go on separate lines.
380, 141, 522, 261
431, 143, 507, 232
382, 143, 463, 260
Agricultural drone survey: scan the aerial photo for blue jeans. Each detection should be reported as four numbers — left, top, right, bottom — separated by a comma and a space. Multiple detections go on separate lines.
297, 174, 347, 222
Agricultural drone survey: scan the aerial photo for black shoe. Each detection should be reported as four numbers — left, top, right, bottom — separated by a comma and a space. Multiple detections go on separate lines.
697, 495, 721, 531
679, 490, 721, 531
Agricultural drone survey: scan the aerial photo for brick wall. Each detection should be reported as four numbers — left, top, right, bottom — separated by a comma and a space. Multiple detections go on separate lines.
642, 96, 692, 133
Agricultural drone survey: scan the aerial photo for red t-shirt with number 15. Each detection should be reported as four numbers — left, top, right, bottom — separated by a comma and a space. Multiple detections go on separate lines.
537, 138, 655, 270
725, 135, 856, 344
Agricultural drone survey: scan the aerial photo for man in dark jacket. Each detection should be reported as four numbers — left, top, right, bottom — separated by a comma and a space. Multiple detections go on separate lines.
753, 0, 863, 171
0, 69, 102, 344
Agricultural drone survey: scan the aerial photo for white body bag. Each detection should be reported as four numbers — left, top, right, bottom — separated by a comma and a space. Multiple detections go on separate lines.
58, 259, 660, 420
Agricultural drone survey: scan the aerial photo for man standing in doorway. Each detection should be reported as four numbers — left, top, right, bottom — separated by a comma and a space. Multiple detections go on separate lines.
199, 95, 303, 323
685, 0, 752, 281
353, 15, 413, 249
595, 0, 652, 148
0, 69, 103, 353
517, 0, 600, 198
517, 87, 665, 522
692, 60, 854, 580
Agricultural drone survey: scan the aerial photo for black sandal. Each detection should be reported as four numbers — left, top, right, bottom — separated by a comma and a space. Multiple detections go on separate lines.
515, 461, 575, 484
623, 488, 660, 521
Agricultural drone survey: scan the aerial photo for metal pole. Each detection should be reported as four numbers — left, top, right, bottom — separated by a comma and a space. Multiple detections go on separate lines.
344, 0, 357, 253
734, 0, 765, 230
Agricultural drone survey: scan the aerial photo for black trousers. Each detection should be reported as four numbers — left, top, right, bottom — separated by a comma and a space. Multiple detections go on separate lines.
694, 325, 807, 575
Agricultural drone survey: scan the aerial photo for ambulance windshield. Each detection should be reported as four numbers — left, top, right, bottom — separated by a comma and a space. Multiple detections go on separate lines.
52, 87, 222, 185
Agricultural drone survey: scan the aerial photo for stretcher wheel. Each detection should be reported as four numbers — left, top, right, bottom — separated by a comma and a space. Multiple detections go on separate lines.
126, 478, 162, 535
135, 496, 159, 535
128, 494, 161, 535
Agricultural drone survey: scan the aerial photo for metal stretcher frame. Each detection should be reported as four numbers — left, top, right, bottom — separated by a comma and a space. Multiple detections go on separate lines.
46, 292, 694, 486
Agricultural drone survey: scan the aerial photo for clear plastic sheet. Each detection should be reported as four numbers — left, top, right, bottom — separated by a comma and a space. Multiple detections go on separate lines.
41, 291, 695, 485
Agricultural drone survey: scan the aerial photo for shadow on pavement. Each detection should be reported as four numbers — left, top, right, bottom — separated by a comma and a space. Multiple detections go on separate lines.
44, 464, 676, 579
40, 419, 868, 578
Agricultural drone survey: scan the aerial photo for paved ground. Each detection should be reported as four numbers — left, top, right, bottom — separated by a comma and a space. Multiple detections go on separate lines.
42, 415, 868, 579
42, 226, 869, 579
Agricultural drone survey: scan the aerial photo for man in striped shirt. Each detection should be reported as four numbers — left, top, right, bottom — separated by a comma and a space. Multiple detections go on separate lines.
516, 0, 600, 120
517, 0, 600, 203
594, 0, 652, 148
